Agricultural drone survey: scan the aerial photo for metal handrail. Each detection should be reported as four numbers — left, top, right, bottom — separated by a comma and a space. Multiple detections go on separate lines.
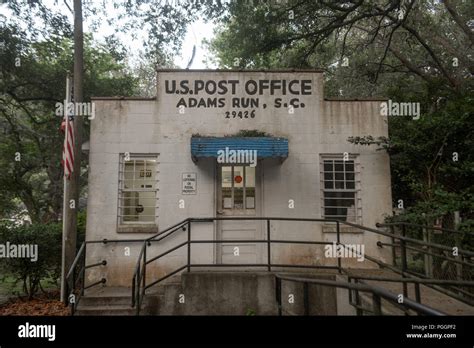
66, 216, 473, 315
146, 219, 190, 242
357, 221, 474, 257
375, 222, 474, 303
132, 217, 474, 314
65, 234, 181, 312
65, 238, 150, 315
141, 217, 474, 257
65, 242, 89, 315
65, 242, 85, 280
377, 222, 474, 236
132, 219, 190, 310
340, 240, 474, 305
65, 242, 108, 315
274, 274, 446, 316
343, 275, 474, 286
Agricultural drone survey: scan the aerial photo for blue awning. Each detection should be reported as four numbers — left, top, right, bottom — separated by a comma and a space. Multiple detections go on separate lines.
191, 137, 289, 162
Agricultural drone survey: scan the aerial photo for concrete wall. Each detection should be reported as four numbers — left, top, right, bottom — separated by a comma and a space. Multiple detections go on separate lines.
85, 70, 392, 287
157, 272, 337, 316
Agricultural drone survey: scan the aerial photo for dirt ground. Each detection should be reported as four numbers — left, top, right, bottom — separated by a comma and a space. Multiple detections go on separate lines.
0, 290, 69, 316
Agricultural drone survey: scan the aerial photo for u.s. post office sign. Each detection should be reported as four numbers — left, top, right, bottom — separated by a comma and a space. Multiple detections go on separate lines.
157, 70, 321, 119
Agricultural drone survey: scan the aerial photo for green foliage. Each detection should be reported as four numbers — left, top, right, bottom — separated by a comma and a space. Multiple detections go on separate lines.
407, 258, 425, 274
245, 308, 256, 316
348, 136, 389, 149
192, 130, 270, 137
206, 1, 472, 94
77, 210, 87, 246
233, 130, 269, 137
0, 25, 138, 223
1, 0, 210, 224
206, 1, 474, 230
0, 223, 62, 299
3, 0, 201, 60
350, 93, 474, 231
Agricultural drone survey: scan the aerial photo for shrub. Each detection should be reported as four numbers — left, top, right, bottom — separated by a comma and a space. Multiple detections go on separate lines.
77, 210, 86, 247
0, 222, 62, 299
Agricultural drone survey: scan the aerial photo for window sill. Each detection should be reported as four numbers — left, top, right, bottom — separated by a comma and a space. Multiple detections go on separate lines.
117, 225, 158, 233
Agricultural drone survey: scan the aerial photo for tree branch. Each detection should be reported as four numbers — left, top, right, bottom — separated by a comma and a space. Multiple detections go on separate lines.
380, 7, 460, 89
443, 0, 474, 46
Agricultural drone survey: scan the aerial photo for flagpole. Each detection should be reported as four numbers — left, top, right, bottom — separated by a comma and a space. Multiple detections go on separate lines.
60, 73, 71, 303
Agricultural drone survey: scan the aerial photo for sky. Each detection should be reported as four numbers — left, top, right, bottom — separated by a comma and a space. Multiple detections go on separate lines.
175, 19, 217, 69
0, 1, 217, 69
78, 2, 217, 69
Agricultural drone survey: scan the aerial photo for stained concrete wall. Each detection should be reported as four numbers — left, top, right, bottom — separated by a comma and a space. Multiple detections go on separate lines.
157, 272, 337, 316
85, 70, 392, 287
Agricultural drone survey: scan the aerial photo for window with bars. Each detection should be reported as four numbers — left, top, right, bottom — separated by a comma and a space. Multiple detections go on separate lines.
118, 154, 158, 225
321, 156, 360, 223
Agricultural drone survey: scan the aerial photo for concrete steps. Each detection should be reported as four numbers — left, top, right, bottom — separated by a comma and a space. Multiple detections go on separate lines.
74, 286, 157, 316
75, 305, 136, 316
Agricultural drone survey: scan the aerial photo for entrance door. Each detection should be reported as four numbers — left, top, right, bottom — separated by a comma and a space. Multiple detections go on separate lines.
216, 164, 262, 264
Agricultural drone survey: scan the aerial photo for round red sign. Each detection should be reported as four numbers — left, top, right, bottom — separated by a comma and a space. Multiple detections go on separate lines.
234, 175, 243, 183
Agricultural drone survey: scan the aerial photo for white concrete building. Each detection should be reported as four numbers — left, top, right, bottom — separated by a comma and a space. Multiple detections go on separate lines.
85, 70, 392, 287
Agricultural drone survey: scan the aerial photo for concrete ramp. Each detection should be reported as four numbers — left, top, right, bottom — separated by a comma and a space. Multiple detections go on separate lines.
344, 269, 474, 315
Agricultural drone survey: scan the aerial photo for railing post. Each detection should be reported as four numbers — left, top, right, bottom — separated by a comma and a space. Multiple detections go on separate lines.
135, 267, 139, 315
354, 279, 362, 316
276, 277, 282, 316
81, 243, 86, 296
414, 282, 421, 303
131, 274, 135, 308
423, 225, 432, 277
372, 293, 382, 315
71, 267, 75, 303
64, 281, 68, 306
187, 220, 191, 272
454, 211, 462, 285
267, 219, 271, 272
390, 225, 396, 267
348, 277, 353, 304
137, 245, 146, 316
142, 244, 147, 294
303, 282, 309, 316
400, 225, 408, 299
336, 221, 342, 273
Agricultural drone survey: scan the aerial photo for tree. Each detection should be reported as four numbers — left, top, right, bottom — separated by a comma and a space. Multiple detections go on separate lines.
0, 23, 139, 223
1, 0, 201, 223
205, 0, 474, 229
206, 0, 472, 95
3, 0, 204, 63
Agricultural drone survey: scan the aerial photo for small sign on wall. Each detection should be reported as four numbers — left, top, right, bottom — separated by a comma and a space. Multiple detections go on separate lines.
182, 172, 197, 195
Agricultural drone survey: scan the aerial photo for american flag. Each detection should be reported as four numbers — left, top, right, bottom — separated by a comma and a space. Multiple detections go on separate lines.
61, 75, 74, 179
61, 113, 75, 178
